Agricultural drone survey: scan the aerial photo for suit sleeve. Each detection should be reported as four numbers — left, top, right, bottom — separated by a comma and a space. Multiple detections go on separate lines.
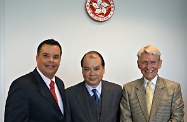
120, 85, 132, 122
4, 81, 30, 122
168, 84, 184, 122
65, 90, 72, 122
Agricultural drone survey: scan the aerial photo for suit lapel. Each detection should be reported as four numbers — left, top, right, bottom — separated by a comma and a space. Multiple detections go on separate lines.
100, 81, 111, 122
56, 78, 65, 101
32, 69, 61, 112
76, 82, 94, 122
149, 77, 165, 120
136, 78, 149, 122
56, 77, 66, 113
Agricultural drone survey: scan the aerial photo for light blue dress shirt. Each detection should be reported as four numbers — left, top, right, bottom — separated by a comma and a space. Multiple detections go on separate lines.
144, 75, 158, 91
86, 81, 102, 99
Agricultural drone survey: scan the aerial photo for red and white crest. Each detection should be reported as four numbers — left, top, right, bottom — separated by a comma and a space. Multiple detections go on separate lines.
86, 0, 115, 22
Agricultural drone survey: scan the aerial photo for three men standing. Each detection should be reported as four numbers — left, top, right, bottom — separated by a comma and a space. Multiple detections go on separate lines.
5, 42, 184, 122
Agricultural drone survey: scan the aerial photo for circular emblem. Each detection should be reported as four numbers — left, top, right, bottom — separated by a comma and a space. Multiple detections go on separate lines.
86, 0, 115, 22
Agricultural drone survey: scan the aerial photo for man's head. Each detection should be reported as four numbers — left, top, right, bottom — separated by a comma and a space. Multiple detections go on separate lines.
137, 45, 162, 81
81, 51, 105, 88
36, 39, 62, 79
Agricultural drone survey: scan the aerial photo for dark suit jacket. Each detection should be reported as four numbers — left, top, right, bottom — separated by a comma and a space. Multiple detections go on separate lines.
120, 77, 184, 122
65, 80, 122, 122
5, 68, 67, 122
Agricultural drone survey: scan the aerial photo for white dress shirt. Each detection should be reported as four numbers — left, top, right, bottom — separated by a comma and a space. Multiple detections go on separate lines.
37, 67, 64, 114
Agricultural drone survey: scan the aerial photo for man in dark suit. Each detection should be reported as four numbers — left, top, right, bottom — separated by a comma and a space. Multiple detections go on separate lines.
65, 51, 122, 122
5, 39, 66, 122
120, 45, 184, 122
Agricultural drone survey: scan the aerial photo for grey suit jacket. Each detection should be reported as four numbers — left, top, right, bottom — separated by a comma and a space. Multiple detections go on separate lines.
65, 80, 122, 122
120, 77, 184, 122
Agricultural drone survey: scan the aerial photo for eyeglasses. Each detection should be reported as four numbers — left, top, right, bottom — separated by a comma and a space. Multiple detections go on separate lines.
140, 61, 157, 66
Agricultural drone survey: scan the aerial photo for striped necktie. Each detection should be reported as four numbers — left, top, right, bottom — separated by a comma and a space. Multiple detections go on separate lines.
92, 89, 99, 104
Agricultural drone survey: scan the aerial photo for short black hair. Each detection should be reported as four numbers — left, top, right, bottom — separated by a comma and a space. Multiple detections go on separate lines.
37, 39, 62, 56
81, 51, 105, 67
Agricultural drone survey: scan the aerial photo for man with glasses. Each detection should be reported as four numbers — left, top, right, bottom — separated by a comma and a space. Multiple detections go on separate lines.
120, 45, 184, 122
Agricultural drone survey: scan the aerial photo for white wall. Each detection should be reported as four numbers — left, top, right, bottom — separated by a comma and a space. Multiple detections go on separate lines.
0, 0, 5, 121
1, 0, 187, 121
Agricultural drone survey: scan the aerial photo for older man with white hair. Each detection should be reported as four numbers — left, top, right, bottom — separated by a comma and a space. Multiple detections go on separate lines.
120, 45, 184, 122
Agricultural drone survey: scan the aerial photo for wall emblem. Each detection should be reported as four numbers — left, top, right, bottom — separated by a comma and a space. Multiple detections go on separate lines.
86, 0, 115, 22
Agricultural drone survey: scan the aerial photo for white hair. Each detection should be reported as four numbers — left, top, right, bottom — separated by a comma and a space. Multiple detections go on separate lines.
137, 45, 161, 60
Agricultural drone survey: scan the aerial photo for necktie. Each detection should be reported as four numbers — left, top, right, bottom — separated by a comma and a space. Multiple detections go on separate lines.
92, 89, 99, 104
146, 81, 154, 116
50, 80, 58, 103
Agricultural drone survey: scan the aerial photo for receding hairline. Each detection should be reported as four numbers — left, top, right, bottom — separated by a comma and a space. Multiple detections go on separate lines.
81, 51, 105, 67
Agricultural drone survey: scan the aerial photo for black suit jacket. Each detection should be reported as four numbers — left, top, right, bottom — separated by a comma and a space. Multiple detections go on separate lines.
5, 68, 66, 122
65, 80, 122, 122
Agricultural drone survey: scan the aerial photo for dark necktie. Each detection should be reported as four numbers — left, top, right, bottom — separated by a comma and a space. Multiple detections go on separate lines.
92, 89, 99, 104
50, 80, 58, 103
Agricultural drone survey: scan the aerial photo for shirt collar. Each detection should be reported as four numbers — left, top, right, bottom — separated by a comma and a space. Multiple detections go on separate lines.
36, 67, 55, 87
144, 75, 158, 86
85, 81, 102, 96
